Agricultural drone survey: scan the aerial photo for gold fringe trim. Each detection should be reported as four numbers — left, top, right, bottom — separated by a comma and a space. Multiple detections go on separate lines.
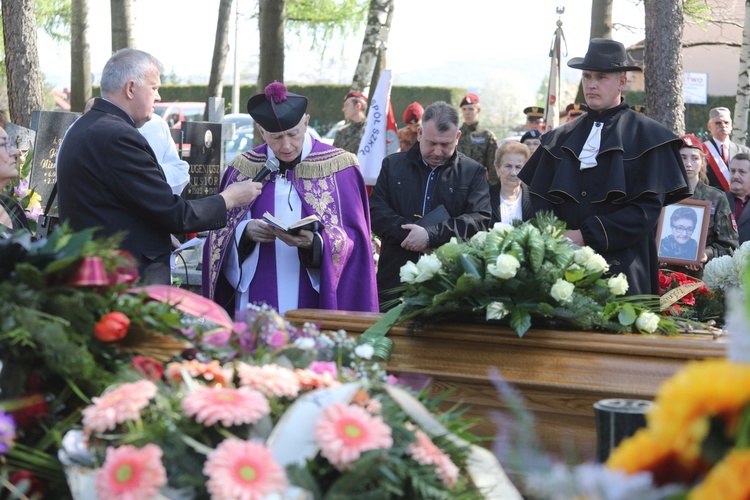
229, 150, 358, 180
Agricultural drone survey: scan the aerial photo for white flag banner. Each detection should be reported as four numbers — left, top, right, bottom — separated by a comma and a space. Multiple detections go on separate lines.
358, 69, 393, 185
543, 23, 563, 132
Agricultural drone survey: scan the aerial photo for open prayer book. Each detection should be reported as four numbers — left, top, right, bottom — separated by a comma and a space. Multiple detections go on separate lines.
262, 212, 323, 234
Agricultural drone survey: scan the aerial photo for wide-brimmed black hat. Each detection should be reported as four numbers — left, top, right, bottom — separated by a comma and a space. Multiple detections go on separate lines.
247, 81, 308, 132
567, 38, 642, 72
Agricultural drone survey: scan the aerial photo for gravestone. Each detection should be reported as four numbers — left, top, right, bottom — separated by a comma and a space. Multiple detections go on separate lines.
181, 121, 222, 200
28, 110, 80, 214
5, 123, 35, 154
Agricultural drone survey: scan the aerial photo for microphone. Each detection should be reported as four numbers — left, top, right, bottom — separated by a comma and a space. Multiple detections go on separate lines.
252, 157, 280, 182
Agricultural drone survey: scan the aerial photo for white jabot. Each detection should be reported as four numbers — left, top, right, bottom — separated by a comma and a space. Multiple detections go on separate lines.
579, 121, 603, 170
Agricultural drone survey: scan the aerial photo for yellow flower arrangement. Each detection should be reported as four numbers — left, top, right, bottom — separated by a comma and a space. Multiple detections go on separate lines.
688, 449, 750, 499
607, 359, 750, 492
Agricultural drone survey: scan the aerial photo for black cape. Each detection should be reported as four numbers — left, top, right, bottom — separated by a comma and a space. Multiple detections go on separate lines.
518, 102, 691, 295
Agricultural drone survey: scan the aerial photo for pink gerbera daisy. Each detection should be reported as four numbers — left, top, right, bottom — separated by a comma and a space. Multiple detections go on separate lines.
204, 439, 287, 499
407, 429, 459, 488
181, 386, 269, 427
96, 444, 167, 499
314, 403, 393, 469
236, 363, 301, 398
82, 381, 158, 433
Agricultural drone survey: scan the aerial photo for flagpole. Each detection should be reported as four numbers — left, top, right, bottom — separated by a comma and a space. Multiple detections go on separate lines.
543, 7, 565, 132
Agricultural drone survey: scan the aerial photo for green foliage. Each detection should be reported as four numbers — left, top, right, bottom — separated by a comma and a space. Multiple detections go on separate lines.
381, 213, 683, 340
287, 0, 369, 50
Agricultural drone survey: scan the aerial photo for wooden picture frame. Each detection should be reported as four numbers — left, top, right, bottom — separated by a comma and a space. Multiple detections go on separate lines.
656, 199, 712, 267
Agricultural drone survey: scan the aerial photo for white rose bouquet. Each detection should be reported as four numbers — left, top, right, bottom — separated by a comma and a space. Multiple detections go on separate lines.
379, 213, 677, 338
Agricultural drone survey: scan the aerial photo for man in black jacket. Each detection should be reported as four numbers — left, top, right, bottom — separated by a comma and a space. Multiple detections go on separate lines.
57, 49, 261, 284
370, 101, 491, 310
518, 39, 690, 295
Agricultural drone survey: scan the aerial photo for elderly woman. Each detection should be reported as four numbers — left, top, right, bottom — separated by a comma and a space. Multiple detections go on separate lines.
660, 134, 737, 275
490, 141, 534, 225
0, 125, 29, 236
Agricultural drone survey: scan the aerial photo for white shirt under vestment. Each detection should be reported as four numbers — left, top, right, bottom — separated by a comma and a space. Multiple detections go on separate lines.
221, 133, 321, 315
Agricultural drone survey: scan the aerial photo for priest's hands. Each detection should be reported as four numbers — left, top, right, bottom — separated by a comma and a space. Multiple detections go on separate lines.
272, 228, 314, 249
401, 224, 430, 253
243, 220, 313, 249
220, 180, 263, 209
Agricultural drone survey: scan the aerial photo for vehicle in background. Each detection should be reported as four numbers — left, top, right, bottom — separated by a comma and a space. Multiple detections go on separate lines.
154, 102, 206, 129
321, 120, 345, 145
224, 125, 254, 164
222, 113, 254, 130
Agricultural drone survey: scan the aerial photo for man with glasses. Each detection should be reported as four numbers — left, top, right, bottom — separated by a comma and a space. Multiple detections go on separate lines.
703, 107, 750, 191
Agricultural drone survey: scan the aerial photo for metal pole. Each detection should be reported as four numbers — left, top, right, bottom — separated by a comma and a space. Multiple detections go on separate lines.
231, 0, 240, 114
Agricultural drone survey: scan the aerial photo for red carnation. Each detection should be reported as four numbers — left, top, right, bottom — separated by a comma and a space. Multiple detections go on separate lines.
94, 312, 130, 342
658, 271, 672, 292
672, 272, 691, 286
131, 356, 164, 381
680, 292, 696, 306
10, 393, 49, 430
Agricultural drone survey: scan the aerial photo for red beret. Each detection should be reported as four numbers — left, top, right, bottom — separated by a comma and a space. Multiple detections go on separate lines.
402, 102, 424, 124
681, 134, 710, 156
460, 93, 480, 107
344, 91, 367, 102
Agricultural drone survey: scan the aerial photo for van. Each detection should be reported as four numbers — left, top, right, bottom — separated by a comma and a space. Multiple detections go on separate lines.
153, 102, 206, 128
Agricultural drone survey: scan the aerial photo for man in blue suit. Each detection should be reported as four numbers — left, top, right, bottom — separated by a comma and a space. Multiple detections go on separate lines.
57, 49, 262, 284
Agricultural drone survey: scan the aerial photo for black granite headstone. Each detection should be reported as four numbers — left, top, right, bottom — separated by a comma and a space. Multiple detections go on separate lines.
593, 398, 654, 462
29, 111, 80, 214
181, 121, 222, 200
5, 123, 36, 154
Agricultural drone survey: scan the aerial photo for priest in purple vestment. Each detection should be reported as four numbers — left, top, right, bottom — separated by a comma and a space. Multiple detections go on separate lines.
202, 82, 378, 316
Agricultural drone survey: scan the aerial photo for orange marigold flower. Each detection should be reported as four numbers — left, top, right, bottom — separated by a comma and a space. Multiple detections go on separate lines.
688, 449, 750, 499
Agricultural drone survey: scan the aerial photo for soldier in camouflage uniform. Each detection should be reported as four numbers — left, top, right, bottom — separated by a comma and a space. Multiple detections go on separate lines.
333, 91, 368, 154
662, 134, 738, 277
457, 93, 498, 185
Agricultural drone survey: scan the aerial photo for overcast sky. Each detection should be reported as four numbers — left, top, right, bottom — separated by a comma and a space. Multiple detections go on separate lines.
38, 0, 646, 92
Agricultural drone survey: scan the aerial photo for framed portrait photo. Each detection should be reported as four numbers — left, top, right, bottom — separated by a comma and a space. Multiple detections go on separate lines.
655, 199, 712, 266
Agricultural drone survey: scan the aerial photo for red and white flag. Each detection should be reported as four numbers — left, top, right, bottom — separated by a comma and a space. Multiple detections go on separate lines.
358, 69, 398, 185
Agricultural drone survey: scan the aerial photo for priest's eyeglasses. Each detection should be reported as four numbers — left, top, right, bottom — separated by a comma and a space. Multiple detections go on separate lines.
671, 225, 695, 235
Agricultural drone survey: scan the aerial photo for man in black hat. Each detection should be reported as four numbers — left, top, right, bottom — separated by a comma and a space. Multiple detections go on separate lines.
519, 38, 691, 295
202, 82, 378, 316
523, 106, 545, 131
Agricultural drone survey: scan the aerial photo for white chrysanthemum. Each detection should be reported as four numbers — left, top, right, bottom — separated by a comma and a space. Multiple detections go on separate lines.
449, 236, 459, 244
415, 254, 441, 282
635, 311, 660, 333
731, 241, 750, 287
293, 337, 315, 350
490, 222, 514, 237
487, 254, 521, 280
607, 273, 629, 296
703, 255, 735, 292
399, 261, 420, 284
469, 231, 488, 249
550, 279, 575, 303
486, 301, 510, 320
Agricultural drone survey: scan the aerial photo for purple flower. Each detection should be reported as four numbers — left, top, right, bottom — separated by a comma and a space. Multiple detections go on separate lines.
267, 330, 288, 348
202, 330, 231, 347
309, 361, 337, 379
0, 410, 16, 456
